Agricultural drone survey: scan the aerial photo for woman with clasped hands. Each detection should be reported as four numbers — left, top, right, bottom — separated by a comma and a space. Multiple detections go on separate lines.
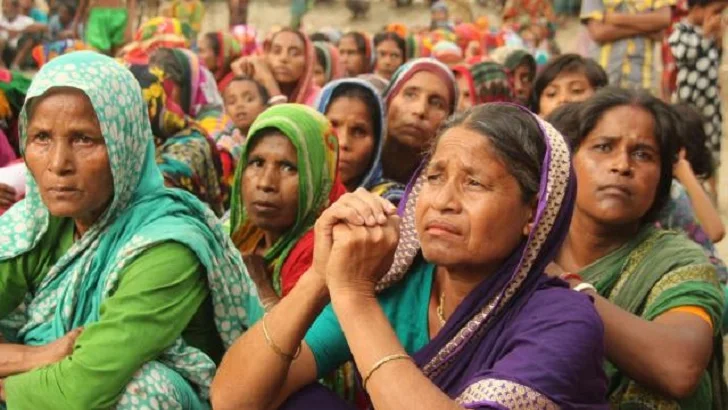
212, 104, 609, 409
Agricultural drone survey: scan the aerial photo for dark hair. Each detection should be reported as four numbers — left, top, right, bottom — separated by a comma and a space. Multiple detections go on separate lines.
576, 87, 678, 223
373, 32, 406, 58
225, 76, 271, 103
545, 102, 581, 146
204, 32, 222, 58
56, 0, 75, 16
327, 83, 382, 141
149, 48, 189, 108
531, 54, 608, 113
343, 32, 368, 55
309, 32, 330, 43
671, 103, 715, 179
435, 104, 546, 202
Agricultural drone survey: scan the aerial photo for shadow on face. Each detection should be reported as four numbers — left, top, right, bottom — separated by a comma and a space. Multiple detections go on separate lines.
572, 105, 661, 227
24, 88, 114, 228
415, 124, 535, 274
242, 130, 300, 237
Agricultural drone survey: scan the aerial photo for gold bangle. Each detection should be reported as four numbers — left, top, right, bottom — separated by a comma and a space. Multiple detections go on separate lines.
362, 353, 412, 391
261, 313, 301, 362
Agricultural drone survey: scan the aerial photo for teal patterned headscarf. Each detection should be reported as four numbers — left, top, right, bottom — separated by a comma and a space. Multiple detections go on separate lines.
0, 52, 262, 408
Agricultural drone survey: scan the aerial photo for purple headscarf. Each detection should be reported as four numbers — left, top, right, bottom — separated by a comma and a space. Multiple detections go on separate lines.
376, 104, 607, 408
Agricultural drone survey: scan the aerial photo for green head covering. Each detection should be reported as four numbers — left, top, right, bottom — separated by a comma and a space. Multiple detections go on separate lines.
0, 51, 261, 407
229, 103, 339, 294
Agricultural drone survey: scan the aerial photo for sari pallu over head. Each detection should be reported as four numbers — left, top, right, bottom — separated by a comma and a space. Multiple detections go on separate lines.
229, 104, 344, 295
314, 41, 344, 85
314, 78, 385, 191
209, 31, 243, 91
377, 104, 597, 407
0, 52, 259, 407
120, 17, 193, 65
131, 63, 225, 216
580, 226, 726, 409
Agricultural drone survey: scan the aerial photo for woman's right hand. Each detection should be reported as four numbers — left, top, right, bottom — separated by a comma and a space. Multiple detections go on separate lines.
33, 328, 83, 369
0, 183, 17, 208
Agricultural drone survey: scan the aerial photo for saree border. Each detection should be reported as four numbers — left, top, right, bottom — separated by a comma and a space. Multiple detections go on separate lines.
645, 263, 720, 307
456, 378, 560, 410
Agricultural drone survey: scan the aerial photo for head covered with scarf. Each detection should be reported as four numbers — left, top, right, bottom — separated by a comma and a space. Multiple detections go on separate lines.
0, 51, 259, 405
383, 58, 458, 116
130, 63, 224, 216
315, 78, 386, 190
265, 28, 319, 105
377, 103, 598, 406
229, 104, 344, 294
313, 41, 344, 85
470, 60, 514, 103
120, 17, 193, 65
203, 31, 243, 90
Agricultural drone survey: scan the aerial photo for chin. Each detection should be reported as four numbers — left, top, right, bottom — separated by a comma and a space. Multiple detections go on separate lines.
421, 241, 466, 266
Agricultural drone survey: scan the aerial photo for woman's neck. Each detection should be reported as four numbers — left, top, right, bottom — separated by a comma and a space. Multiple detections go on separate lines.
261, 231, 282, 253
381, 137, 422, 184
279, 82, 296, 99
556, 210, 640, 272
435, 263, 498, 320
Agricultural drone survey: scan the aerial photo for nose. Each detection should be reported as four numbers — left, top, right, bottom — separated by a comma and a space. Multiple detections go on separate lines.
431, 178, 462, 214
609, 148, 633, 177
47, 140, 75, 176
337, 126, 351, 152
256, 165, 279, 193
410, 94, 427, 119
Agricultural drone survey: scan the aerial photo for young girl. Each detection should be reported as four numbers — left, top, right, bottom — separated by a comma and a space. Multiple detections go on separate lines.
216, 76, 269, 192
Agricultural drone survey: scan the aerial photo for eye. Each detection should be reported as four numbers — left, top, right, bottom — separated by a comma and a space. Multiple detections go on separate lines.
352, 127, 367, 137
248, 158, 264, 167
633, 149, 654, 161
430, 98, 446, 110
73, 134, 96, 145
544, 91, 557, 98
570, 88, 585, 95
31, 131, 51, 144
593, 142, 611, 152
281, 162, 298, 173
425, 172, 444, 184
403, 89, 417, 99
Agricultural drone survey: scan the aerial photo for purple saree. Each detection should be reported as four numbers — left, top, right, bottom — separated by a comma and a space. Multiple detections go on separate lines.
281, 105, 608, 409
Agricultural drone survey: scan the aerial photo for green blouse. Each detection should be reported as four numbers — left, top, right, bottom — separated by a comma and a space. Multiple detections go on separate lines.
0, 217, 224, 409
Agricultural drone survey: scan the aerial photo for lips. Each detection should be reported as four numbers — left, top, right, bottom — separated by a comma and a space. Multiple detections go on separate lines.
400, 124, 427, 136
598, 184, 632, 198
424, 219, 462, 237
272, 67, 291, 77
250, 200, 280, 214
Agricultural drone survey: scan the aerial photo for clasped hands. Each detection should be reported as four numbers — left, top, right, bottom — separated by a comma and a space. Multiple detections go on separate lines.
312, 188, 401, 299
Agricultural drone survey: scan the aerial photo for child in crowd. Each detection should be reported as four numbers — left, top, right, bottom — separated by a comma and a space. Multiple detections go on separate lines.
669, 0, 728, 196
215, 76, 270, 200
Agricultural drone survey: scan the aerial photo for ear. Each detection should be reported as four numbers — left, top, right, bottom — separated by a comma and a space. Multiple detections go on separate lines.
522, 197, 538, 237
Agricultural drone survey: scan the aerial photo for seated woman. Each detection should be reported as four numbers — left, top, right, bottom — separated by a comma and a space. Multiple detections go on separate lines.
313, 41, 343, 88
232, 28, 319, 106
531, 53, 608, 117
215, 76, 269, 192
198, 31, 243, 92
149, 47, 227, 138
315, 78, 385, 193
0, 51, 257, 409
228, 103, 345, 307
211, 104, 609, 410
373, 32, 405, 80
130, 63, 225, 216
549, 87, 726, 408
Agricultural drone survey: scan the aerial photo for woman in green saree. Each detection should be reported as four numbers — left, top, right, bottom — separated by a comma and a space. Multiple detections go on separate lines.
550, 87, 726, 409
0, 51, 261, 409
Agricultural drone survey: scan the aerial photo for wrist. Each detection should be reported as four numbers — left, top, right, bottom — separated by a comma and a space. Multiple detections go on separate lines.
298, 269, 330, 309
330, 285, 378, 310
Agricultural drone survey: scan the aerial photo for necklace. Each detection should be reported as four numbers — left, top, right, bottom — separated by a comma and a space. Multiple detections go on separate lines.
436, 291, 446, 325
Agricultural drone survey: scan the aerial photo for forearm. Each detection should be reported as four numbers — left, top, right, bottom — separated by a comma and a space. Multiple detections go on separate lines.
677, 169, 725, 242
0, 344, 44, 377
23, 24, 48, 34
331, 291, 459, 410
606, 7, 671, 32
590, 290, 712, 398
587, 20, 646, 43
211, 271, 327, 410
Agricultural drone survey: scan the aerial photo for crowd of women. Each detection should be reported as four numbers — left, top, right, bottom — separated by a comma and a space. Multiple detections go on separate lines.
0, 4, 727, 409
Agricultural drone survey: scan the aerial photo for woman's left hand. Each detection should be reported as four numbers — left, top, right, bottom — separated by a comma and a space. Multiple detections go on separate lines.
325, 214, 400, 298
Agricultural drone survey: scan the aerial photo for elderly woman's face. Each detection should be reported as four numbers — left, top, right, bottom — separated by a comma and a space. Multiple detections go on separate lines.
242, 132, 299, 237
415, 126, 533, 270
25, 89, 114, 227
572, 105, 661, 226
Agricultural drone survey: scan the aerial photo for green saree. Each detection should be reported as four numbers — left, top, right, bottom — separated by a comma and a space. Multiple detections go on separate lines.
580, 226, 726, 409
